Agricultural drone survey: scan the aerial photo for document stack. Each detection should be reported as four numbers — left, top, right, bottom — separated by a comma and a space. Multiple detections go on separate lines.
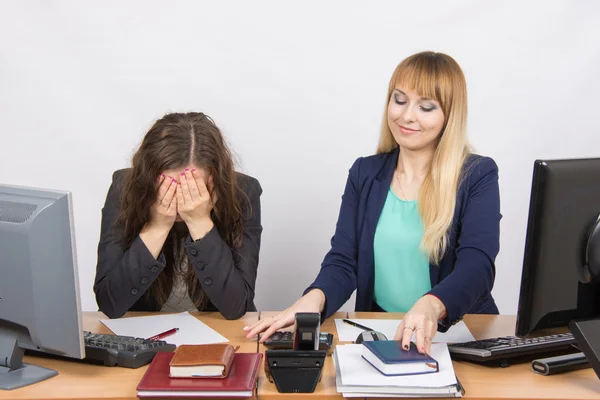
333, 343, 463, 398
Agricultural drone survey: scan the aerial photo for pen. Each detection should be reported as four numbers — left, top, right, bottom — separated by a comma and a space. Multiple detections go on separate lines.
342, 319, 374, 331
147, 327, 179, 341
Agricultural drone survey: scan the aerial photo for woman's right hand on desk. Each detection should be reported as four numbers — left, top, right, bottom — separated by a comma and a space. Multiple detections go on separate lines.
243, 289, 326, 342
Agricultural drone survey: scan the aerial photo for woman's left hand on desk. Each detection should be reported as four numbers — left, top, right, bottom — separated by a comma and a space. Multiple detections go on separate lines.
394, 294, 446, 354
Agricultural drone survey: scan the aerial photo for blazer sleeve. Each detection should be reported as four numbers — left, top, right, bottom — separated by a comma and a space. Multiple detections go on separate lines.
184, 175, 263, 320
304, 158, 362, 318
94, 170, 168, 319
427, 157, 501, 328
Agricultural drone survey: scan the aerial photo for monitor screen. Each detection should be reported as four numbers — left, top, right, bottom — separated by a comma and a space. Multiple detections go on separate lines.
516, 158, 600, 336
0, 184, 84, 390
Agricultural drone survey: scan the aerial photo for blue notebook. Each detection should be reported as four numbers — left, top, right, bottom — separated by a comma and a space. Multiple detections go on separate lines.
361, 341, 439, 376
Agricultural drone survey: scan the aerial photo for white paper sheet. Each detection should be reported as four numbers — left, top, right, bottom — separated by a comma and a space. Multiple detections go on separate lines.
336, 343, 457, 388
334, 318, 475, 343
101, 311, 228, 346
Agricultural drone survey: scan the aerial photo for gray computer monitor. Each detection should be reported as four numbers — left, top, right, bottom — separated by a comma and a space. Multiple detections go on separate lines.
0, 184, 84, 390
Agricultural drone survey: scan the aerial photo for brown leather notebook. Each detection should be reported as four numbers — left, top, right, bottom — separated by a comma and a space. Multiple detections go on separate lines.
169, 344, 237, 378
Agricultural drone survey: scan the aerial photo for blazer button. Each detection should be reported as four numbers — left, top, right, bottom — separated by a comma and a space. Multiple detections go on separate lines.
141, 277, 148, 285
190, 249, 198, 257
198, 263, 205, 271
131, 288, 139, 295
150, 266, 159, 273
204, 278, 212, 286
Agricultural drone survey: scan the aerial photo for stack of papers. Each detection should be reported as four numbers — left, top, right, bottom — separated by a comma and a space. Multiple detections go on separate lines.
334, 343, 463, 398
100, 311, 228, 346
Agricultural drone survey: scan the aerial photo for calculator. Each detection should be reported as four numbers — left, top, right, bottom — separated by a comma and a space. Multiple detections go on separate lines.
263, 331, 334, 350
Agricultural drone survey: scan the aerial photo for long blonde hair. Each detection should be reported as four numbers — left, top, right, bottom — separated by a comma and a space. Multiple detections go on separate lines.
377, 51, 470, 264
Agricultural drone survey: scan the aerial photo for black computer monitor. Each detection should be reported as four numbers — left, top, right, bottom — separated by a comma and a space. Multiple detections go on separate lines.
515, 158, 600, 337
0, 184, 84, 390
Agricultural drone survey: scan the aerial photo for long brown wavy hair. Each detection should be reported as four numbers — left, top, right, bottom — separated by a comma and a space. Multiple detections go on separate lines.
118, 112, 247, 309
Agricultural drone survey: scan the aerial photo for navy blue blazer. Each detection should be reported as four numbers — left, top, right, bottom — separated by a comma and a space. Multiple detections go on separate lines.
305, 148, 501, 331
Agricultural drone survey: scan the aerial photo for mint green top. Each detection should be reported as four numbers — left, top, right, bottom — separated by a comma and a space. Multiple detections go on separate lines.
373, 188, 431, 312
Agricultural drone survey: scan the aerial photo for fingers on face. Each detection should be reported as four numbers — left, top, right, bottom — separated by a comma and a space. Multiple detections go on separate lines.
176, 179, 185, 207
161, 177, 177, 206
176, 171, 188, 203
192, 169, 209, 198
157, 175, 171, 202
183, 169, 201, 199
167, 189, 177, 213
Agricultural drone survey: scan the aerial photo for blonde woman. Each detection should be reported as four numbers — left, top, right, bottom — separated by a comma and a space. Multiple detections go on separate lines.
245, 51, 501, 354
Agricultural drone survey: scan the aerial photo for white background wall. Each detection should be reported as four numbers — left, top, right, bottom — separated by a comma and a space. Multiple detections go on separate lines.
1, 1, 599, 314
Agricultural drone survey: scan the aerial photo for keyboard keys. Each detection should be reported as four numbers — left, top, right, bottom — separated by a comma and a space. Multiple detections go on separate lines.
448, 332, 577, 363
82, 331, 176, 368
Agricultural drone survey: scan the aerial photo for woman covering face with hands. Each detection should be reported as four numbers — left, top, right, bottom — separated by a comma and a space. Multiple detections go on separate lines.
152, 168, 214, 240
95, 112, 262, 320
245, 51, 501, 355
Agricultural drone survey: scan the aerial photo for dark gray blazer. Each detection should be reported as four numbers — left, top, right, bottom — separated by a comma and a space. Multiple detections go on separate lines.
94, 169, 262, 320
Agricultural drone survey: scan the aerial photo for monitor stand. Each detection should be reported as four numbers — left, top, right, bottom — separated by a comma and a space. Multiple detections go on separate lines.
0, 328, 58, 390
569, 318, 600, 380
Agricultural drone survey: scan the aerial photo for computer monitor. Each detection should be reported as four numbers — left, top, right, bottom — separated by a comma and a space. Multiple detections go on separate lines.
516, 158, 600, 337
0, 184, 84, 390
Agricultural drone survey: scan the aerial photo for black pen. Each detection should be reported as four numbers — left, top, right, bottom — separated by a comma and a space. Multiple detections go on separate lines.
342, 319, 374, 331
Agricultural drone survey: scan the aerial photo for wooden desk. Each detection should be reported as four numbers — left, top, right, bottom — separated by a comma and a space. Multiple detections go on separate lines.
3, 312, 600, 400
348, 312, 600, 400
257, 311, 347, 400
0, 312, 258, 400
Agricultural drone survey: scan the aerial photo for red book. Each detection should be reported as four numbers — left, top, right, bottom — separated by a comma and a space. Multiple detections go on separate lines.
137, 352, 262, 398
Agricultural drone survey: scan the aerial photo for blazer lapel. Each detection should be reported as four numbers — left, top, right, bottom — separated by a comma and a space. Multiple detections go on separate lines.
365, 149, 398, 242
362, 149, 398, 296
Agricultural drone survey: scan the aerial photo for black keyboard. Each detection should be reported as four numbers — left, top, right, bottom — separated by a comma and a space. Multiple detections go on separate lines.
83, 331, 176, 368
448, 333, 578, 364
